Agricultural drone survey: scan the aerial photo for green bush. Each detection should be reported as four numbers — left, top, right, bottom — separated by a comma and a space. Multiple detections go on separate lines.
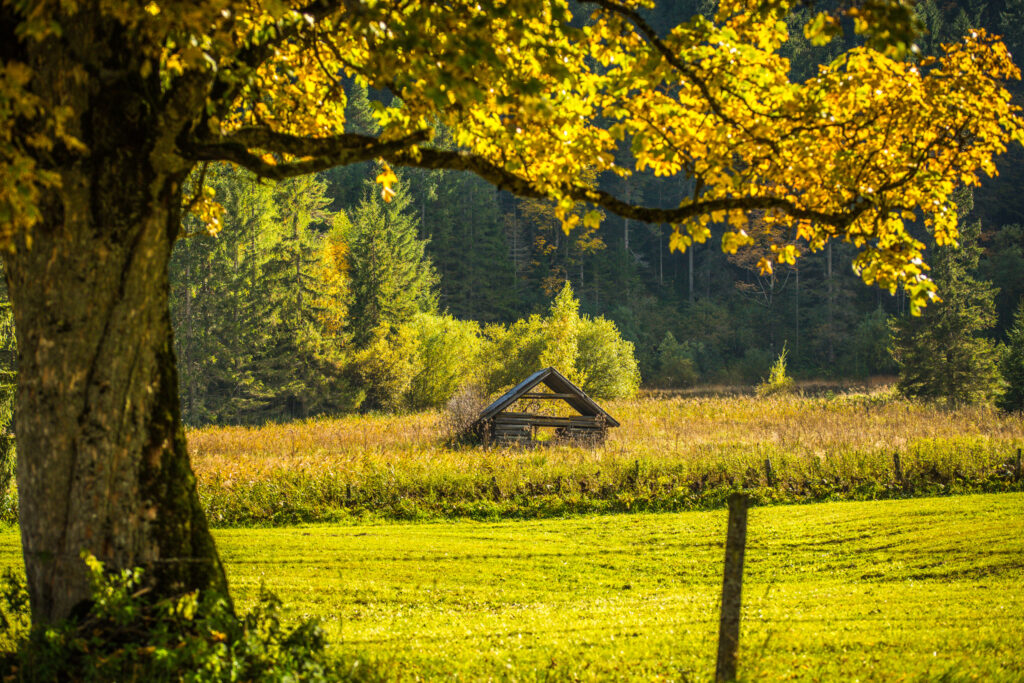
757, 343, 796, 396
351, 325, 419, 411
481, 315, 548, 394
577, 316, 641, 399
406, 313, 484, 409
652, 332, 699, 388
540, 282, 582, 382
481, 283, 640, 398
0, 554, 347, 682
848, 306, 898, 377
733, 347, 773, 385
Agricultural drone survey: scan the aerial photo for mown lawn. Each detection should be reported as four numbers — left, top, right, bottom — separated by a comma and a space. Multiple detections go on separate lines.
0, 494, 1019, 679
208, 493, 1024, 680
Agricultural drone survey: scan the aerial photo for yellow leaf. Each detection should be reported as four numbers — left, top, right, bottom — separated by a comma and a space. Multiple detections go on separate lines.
583, 209, 603, 229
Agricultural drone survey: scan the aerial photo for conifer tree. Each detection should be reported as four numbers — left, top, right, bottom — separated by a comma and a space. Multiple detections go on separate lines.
425, 169, 517, 322
890, 219, 1003, 405
323, 82, 379, 211
653, 332, 699, 388
171, 166, 358, 424
247, 174, 346, 421
171, 164, 277, 424
998, 298, 1024, 412
345, 171, 439, 348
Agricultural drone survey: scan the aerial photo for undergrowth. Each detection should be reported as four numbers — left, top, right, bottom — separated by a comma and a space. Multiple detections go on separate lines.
0, 554, 379, 682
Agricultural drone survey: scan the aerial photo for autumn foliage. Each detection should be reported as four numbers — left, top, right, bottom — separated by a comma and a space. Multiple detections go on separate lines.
1, 1, 1022, 309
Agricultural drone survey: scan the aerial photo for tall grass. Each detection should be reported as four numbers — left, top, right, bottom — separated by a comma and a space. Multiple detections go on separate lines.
188, 392, 1024, 525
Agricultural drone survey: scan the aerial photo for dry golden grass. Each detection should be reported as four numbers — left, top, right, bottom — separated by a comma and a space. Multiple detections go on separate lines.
186, 391, 1024, 525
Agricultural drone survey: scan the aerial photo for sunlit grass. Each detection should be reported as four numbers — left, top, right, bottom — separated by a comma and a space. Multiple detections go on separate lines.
0, 489, 1018, 678
210, 493, 1023, 680
188, 392, 1024, 525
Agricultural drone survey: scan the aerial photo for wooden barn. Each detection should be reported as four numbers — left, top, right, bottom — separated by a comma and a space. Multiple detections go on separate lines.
472, 367, 620, 446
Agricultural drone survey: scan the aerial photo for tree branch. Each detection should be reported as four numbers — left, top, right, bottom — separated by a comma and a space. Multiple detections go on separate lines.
187, 127, 876, 229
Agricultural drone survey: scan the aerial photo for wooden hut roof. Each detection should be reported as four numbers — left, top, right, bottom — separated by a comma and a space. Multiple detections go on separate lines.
476, 367, 620, 427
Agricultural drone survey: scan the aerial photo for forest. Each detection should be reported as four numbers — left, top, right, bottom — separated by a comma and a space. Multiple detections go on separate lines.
162, 0, 1024, 426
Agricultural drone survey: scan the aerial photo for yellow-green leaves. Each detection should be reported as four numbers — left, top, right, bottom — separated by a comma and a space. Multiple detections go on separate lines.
803, 12, 840, 46
2, 0, 1021, 315
375, 165, 398, 203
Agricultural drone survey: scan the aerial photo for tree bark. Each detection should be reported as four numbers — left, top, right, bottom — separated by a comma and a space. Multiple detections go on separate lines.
5, 176, 227, 624
4, 37, 227, 621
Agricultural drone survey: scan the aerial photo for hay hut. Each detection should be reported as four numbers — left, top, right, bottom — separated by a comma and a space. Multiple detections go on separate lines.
472, 367, 619, 446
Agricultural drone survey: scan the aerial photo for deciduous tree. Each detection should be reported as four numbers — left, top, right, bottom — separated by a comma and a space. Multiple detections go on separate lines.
1, 0, 1022, 623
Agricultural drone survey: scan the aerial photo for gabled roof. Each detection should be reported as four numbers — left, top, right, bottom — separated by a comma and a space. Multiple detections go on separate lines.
476, 367, 620, 427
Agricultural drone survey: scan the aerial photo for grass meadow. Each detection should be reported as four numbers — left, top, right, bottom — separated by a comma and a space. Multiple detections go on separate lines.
1, 493, 1020, 680
188, 392, 1024, 525
0, 393, 1019, 679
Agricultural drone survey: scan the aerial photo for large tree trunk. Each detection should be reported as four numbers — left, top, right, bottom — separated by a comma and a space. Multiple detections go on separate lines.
5, 177, 227, 624
3, 46, 226, 621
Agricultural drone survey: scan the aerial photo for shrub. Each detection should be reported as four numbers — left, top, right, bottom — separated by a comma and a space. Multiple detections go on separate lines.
406, 313, 484, 409
734, 347, 773, 385
540, 282, 582, 382
482, 284, 640, 397
577, 316, 640, 399
849, 306, 897, 377
481, 315, 548, 394
757, 343, 796, 396
351, 325, 419, 411
652, 332, 699, 388
0, 554, 342, 682
440, 383, 490, 443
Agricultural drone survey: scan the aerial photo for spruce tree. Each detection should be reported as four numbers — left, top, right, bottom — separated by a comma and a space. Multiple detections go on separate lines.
345, 170, 438, 347
171, 166, 359, 424
426, 169, 517, 322
247, 173, 340, 421
998, 298, 1024, 412
171, 163, 276, 424
890, 219, 1002, 405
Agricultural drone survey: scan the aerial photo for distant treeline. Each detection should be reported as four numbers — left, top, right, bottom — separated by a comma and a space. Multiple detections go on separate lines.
170, 163, 638, 425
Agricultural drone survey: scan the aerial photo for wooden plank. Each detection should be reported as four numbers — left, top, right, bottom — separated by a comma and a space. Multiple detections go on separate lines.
496, 411, 602, 422
495, 415, 602, 428
498, 417, 572, 428
519, 393, 577, 400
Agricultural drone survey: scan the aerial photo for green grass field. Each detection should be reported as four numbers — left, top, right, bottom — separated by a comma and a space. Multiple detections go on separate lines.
2, 493, 1013, 680
224, 492, 1023, 680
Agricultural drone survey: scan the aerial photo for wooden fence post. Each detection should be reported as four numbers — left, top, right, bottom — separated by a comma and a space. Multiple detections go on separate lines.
764, 456, 775, 486
716, 492, 749, 682
893, 452, 903, 487
1015, 448, 1021, 482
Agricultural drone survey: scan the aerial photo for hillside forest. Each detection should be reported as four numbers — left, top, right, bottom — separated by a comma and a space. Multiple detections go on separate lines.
122, 1, 1024, 424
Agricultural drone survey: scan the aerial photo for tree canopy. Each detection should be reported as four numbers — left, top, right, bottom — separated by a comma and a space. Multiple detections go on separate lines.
3, 0, 1022, 310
